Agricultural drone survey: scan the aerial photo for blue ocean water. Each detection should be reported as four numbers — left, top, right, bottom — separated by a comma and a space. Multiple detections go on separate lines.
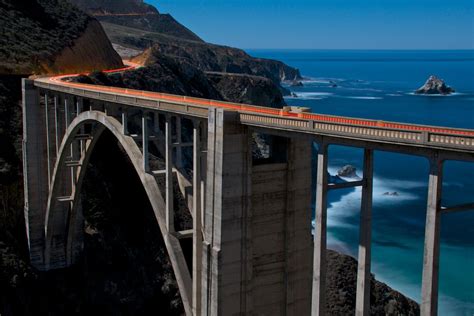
247, 50, 474, 315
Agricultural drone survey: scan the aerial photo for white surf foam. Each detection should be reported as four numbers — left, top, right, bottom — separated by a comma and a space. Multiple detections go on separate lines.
344, 96, 383, 100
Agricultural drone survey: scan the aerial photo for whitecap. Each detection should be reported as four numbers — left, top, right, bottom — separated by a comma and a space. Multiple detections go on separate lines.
407, 92, 464, 97
344, 96, 383, 100
288, 92, 334, 100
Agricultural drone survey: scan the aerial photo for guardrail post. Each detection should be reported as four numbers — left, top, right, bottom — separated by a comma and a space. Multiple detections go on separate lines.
421, 156, 443, 316
312, 141, 329, 316
355, 148, 374, 316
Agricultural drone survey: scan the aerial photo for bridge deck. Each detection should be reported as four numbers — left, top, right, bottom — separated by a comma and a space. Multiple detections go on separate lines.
34, 73, 474, 156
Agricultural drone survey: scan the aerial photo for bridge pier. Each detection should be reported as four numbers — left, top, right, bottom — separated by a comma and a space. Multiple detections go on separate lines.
421, 157, 443, 316
192, 119, 203, 315
311, 142, 329, 316
165, 114, 175, 233
355, 149, 374, 316
202, 108, 312, 315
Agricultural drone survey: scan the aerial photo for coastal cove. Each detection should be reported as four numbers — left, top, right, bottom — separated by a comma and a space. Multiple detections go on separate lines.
247, 49, 474, 315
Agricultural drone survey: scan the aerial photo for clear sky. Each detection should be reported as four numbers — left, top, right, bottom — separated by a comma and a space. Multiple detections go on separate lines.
151, 0, 474, 50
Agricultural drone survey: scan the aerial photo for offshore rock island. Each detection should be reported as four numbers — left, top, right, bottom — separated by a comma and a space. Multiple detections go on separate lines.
0, 0, 420, 315
415, 75, 455, 95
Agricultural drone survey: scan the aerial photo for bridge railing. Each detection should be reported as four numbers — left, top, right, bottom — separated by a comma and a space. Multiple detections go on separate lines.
34, 78, 474, 152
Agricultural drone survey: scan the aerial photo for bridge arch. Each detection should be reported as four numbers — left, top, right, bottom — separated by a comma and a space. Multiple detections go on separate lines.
44, 110, 192, 313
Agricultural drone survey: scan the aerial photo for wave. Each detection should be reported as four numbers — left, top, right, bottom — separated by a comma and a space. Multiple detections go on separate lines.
344, 96, 383, 100
286, 92, 334, 100
317, 167, 422, 230
407, 92, 465, 97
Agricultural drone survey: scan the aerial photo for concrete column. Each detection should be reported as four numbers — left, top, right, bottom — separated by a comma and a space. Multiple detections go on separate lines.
121, 108, 129, 135
44, 93, 52, 189
201, 108, 251, 315
421, 157, 443, 316
22, 79, 49, 269
153, 112, 160, 135
64, 96, 71, 130
311, 141, 329, 316
54, 95, 60, 155
176, 116, 183, 169
355, 148, 374, 316
192, 119, 203, 315
142, 111, 150, 172
76, 98, 84, 153
165, 114, 174, 232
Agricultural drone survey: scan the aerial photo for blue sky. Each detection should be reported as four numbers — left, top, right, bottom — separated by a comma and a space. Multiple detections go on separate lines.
151, 0, 474, 49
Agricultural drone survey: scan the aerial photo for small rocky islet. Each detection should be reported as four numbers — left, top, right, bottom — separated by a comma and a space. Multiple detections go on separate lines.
415, 75, 455, 95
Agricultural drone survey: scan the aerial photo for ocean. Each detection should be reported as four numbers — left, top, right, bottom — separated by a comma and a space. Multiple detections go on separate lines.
246, 50, 474, 315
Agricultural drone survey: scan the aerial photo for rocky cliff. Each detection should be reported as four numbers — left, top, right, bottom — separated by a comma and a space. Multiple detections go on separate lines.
71, 53, 286, 108
132, 42, 301, 86
0, 0, 122, 75
69, 0, 203, 42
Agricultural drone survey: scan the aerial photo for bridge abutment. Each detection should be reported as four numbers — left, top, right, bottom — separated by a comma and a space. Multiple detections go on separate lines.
22, 79, 49, 269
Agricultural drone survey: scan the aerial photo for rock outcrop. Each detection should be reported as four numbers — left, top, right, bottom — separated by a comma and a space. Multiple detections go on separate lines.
0, 0, 122, 75
415, 75, 455, 95
337, 165, 359, 178
71, 54, 286, 109
206, 72, 286, 108
131, 42, 301, 87
326, 250, 419, 315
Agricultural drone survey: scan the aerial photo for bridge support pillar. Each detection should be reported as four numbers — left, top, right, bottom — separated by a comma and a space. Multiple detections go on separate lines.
22, 79, 49, 269
312, 142, 329, 316
165, 114, 175, 232
142, 111, 150, 172
421, 157, 443, 316
192, 120, 203, 315
355, 149, 374, 316
202, 108, 312, 315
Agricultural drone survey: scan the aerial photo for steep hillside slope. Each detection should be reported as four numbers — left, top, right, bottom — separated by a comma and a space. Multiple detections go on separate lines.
132, 41, 301, 84
0, 0, 123, 75
69, 0, 158, 15
69, 0, 203, 42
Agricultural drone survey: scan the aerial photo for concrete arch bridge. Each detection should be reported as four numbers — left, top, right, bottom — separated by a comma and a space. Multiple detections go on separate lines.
22, 76, 474, 316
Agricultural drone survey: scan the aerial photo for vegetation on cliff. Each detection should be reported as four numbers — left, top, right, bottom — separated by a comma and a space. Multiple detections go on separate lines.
68, 0, 158, 15
72, 53, 286, 108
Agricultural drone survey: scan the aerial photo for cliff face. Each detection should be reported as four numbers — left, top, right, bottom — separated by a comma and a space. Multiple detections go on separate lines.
69, 0, 203, 42
0, 0, 122, 75
132, 43, 301, 86
72, 53, 286, 109
41, 19, 123, 74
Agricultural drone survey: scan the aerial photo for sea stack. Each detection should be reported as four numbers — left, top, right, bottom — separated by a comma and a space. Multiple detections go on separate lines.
415, 75, 455, 95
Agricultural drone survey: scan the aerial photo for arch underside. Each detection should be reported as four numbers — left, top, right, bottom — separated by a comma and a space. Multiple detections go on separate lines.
44, 110, 192, 314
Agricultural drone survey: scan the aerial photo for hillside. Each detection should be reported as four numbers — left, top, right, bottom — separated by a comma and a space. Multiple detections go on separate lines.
0, 0, 122, 75
69, 0, 301, 89
68, 0, 158, 15
68, 0, 203, 42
